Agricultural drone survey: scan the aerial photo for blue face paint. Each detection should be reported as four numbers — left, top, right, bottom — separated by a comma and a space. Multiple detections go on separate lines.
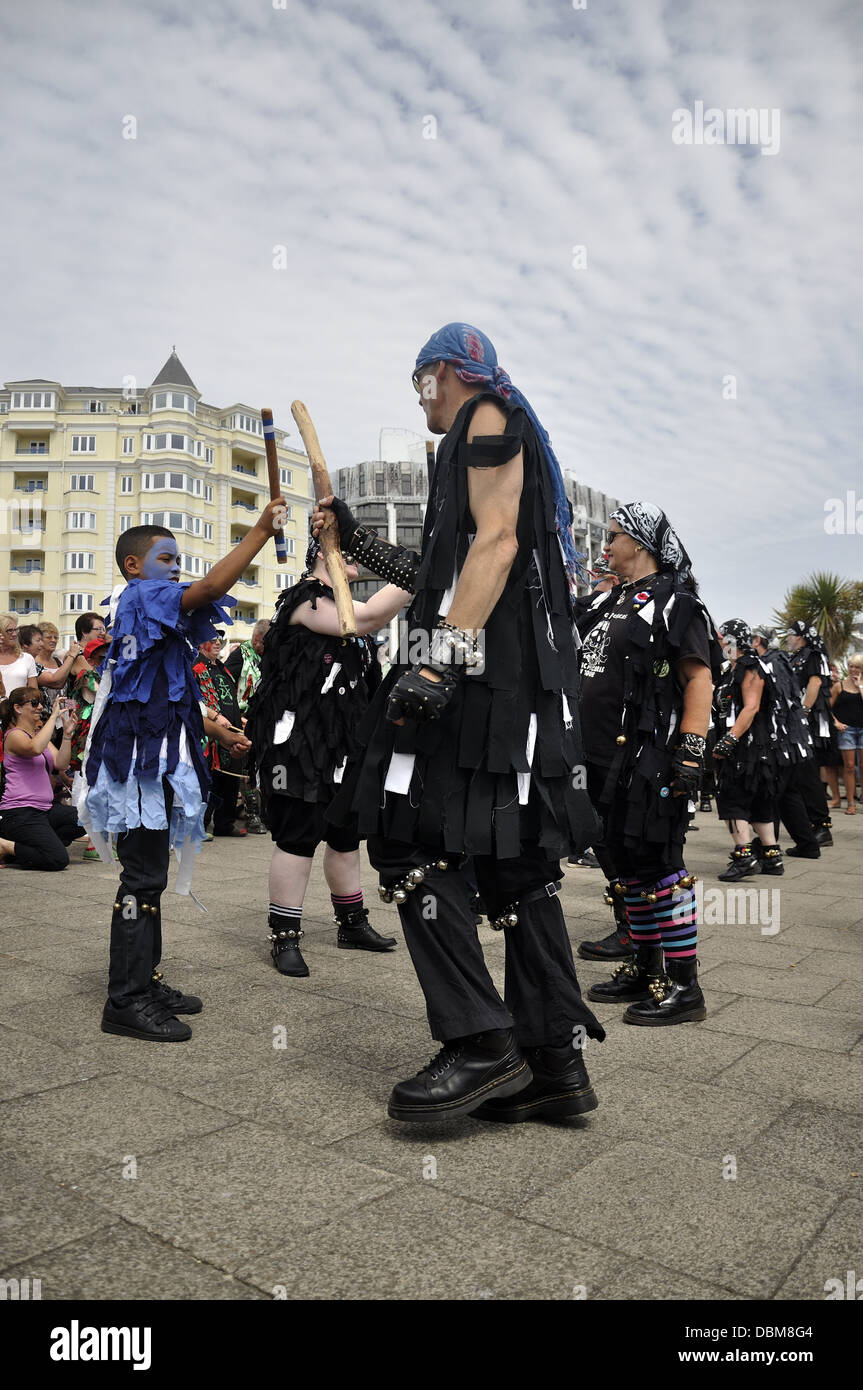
141, 536, 181, 581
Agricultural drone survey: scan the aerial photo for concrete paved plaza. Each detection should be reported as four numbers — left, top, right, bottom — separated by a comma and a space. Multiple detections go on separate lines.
1, 809, 861, 1301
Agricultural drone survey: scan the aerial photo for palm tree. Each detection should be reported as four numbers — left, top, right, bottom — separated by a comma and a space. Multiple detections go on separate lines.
773, 573, 863, 662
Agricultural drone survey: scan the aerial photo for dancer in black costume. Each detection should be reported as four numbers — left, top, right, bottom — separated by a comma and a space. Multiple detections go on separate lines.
246, 538, 411, 977
782, 621, 835, 853
313, 322, 603, 1124
712, 620, 812, 881
576, 504, 721, 1024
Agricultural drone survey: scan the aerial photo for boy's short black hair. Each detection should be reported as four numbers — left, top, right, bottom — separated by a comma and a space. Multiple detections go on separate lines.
116, 525, 175, 577
75, 611, 106, 641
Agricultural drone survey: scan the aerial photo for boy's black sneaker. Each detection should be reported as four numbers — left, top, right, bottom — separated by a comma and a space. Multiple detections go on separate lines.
151, 972, 203, 1014
101, 996, 192, 1042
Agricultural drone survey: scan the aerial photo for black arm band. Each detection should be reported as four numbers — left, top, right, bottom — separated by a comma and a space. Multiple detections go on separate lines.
350, 529, 422, 592
457, 431, 523, 469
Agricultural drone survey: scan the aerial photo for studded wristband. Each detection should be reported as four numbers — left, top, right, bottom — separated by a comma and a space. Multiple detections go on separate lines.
348, 528, 421, 593
677, 732, 706, 762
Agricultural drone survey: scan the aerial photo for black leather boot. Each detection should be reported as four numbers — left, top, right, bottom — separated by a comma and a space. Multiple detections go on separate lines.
243, 788, 267, 835
268, 917, 309, 977
473, 1041, 598, 1123
718, 845, 762, 881
812, 822, 833, 847
577, 881, 634, 960
387, 1028, 531, 1122
759, 845, 785, 876
623, 956, 706, 1026
699, 794, 712, 813
587, 942, 664, 1002
336, 906, 396, 952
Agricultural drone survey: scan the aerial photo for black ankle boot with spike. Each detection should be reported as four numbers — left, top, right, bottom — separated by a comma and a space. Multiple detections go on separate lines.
624, 957, 706, 1026
588, 943, 664, 1002
268, 916, 309, 977
336, 907, 397, 952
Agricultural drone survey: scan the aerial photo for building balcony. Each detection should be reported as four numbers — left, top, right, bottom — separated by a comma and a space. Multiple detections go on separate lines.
7, 568, 44, 589
231, 461, 259, 478
9, 595, 44, 613
239, 571, 260, 589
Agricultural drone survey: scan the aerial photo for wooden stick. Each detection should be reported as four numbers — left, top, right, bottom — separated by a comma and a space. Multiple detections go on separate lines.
260, 408, 287, 564
290, 400, 357, 639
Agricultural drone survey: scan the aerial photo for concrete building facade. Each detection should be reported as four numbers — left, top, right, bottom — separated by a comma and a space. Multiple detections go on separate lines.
0, 352, 309, 643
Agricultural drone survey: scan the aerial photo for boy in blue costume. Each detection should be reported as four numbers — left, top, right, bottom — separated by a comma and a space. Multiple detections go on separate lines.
78, 502, 285, 1043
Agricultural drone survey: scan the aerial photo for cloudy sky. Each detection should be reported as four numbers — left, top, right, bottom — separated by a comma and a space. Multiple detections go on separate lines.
1, 0, 861, 625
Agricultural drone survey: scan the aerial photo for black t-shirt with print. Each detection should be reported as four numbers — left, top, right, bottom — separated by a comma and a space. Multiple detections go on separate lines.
579, 582, 713, 766
208, 659, 242, 727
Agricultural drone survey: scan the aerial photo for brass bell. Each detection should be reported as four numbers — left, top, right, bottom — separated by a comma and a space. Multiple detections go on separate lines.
616, 734, 627, 745
404, 878, 417, 892
408, 868, 425, 886
491, 919, 504, 931
505, 912, 518, 928
393, 888, 408, 904
378, 885, 392, 902
604, 892, 614, 905
436, 859, 448, 870
678, 874, 696, 889
614, 882, 625, 895
641, 891, 657, 903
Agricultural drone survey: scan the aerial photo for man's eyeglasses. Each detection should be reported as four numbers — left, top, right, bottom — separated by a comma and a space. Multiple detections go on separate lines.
412, 363, 437, 394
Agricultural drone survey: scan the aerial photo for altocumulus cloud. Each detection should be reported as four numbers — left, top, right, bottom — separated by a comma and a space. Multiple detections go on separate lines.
0, 0, 860, 623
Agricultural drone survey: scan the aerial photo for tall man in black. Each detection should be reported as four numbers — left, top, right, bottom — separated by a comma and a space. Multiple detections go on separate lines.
313, 323, 603, 1125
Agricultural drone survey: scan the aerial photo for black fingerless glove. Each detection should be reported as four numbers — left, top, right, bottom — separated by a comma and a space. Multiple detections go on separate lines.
713, 732, 740, 760
386, 666, 460, 723
671, 748, 703, 796
328, 496, 362, 552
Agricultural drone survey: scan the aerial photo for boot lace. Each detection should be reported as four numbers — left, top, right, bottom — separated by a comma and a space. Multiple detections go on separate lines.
424, 1043, 464, 1081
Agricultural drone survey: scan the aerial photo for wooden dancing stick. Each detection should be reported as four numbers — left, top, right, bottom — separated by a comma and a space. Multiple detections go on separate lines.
290, 400, 357, 639
260, 408, 288, 564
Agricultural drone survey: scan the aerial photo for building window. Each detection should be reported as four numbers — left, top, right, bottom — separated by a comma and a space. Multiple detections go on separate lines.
205, 447, 214, 464
205, 484, 213, 503
70, 475, 95, 491
121, 475, 134, 493
87, 400, 105, 413
152, 390, 195, 414
119, 515, 133, 533
358, 473, 367, 497
275, 573, 295, 590
28, 441, 47, 454
232, 413, 263, 436
204, 522, 213, 541
65, 553, 95, 571
65, 511, 97, 530
71, 436, 96, 453
279, 467, 293, 487
65, 593, 95, 612
122, 437, 134, 456
11, 391, 54, 409
285, 537, 295, 556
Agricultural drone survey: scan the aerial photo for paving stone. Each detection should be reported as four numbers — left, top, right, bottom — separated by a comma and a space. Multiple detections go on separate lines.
698, 962, 838, 1005
0, 1075, 237, 1175
774, 1199, 863, 1299
701, 996, 861, 1052
0, 1169, 111, 1267
0, 1025, 114, 1103
815, 980, 860, 1013
804, 950, 863, 981
521, 1141, 835, 1298
237, 1187, 625, 1300
72, 1122, 402, 1273
0, 1221, 265, 1300
574, 1024, 759, 1084
738, 1103, 863, 1192
0, 958, 94, 1007
714, 1041, 863, 1114
593, 1259, 740, 1300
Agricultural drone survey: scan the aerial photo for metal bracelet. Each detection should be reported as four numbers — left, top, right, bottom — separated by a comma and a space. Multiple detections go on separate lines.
678, 732, 706, 759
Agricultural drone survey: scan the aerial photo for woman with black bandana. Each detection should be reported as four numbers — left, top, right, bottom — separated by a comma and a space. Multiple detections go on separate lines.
783, 621, 835, 851
577, 503, 722, 1026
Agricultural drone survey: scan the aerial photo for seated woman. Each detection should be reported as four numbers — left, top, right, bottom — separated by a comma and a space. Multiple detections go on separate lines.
0, 687, 85, 870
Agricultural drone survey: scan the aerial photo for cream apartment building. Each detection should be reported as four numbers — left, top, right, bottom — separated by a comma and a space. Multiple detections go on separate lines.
0, 352, 309, 644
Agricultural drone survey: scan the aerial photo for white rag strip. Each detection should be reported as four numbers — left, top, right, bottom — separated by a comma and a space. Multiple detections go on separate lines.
273, 711, 295, 744
384, 751, 416, 794
517, 713, 538, 805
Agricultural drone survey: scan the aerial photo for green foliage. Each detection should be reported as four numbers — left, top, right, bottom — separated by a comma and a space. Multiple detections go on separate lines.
773, 573, 863, 662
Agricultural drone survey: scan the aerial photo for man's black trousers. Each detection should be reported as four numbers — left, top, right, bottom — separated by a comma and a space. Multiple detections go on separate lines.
368, 836, 604, 1048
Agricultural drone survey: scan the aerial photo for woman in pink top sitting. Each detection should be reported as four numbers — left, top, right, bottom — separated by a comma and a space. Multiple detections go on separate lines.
0, 687, 85, 869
